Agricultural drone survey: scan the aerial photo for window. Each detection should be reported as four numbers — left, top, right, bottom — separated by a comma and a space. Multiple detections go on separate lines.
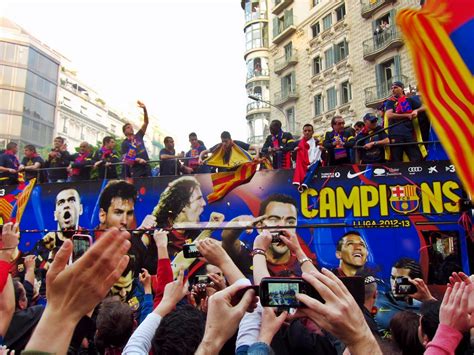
376, 56, 401, 96
314, 94, 323, 115
322, 14, 332, 31
311, 22, 320, 37
334, 40, 349, 63
245, 22, 268, 50
273, 9, 294, 37
311, 0, 321, 7
341, 81, 351, 104
324, 48, 334, 69
286, 107, 295, 132
313, 56, 322, 75
336, 4, 346, 22
327, 87, 337, 110
281, 72, 295, 94
284, 42, 293, 60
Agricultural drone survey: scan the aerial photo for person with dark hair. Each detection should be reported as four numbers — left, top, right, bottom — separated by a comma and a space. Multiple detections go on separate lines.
389, 311, 424, 355
198, 131, 257, 172
68, 141, 93, 181
362, 275, 380, 334
98, 180, 137, 232
152, 304, 206, 354
0, 141, 19, 185
261, 119, 295, 169
93, 136, 120, 179
44, 136, 71, 183
185, 132, 210, 174
384, 81, 425, 162
418, 300, 442, 347
375, 257, 436, 333
333, 231, 368, 277
121, 100, 151, 178
18, 144, 45, 182
152, 176, 205, 257
221, 193, 315, 278
159, 136, 190, 176
94, 297, 134, 353
353, 121, 366, 135
355, 114, 389, 164
323, 116, 355, 165
3, 279, 44, 351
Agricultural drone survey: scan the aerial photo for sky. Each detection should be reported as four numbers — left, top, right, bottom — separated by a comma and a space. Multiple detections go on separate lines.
2, 0, 249, 151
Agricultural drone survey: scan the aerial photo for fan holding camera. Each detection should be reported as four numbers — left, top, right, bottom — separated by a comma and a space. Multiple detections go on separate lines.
375, 257, 437, 332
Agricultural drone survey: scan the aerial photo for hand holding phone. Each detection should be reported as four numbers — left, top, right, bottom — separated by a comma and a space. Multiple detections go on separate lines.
394, 277, 417, 295
183, 243, 202, 258
69, 234, 93, 265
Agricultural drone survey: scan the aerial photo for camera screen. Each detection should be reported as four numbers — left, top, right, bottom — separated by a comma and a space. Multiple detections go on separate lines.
267, 282, 300, 307
73, 238, 90, 262
397, 284, 412, 294
188, 244, 198, 253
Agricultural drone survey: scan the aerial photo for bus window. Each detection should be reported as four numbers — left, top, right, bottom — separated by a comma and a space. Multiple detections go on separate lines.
422, 231, 463, 285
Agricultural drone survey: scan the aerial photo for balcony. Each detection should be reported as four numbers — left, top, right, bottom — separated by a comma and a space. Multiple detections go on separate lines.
273, 15, 297, 44
363, 29, 404, 61
274, 85, 299, 106
360, 0, 395, 19
247, 68, 270, 81
272, 0, 294, 15
246, 101, 271, 115
274, 50, 298, 74
245, 11, 267, 25
364, 75, 408, 108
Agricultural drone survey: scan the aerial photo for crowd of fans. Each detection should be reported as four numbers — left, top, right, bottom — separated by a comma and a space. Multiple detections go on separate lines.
0, 83, 432, 186
0, 220, 473, 354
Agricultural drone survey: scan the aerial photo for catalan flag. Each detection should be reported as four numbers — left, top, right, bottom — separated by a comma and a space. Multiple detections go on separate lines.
207, 160, 272, 203
204, 143, 253, 169
0, 178, 36, 224
397, 0, 474, 195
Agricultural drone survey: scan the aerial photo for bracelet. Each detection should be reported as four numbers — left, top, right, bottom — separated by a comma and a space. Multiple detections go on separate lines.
298, 257, 312, 266
250, 248, 266, 258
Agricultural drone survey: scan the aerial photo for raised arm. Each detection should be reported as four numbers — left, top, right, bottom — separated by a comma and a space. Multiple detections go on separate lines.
137, 100, 149, 133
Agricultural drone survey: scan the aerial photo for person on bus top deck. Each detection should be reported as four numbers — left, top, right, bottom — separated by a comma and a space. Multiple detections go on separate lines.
261, 119, 295, 169
93, 136, 120, 179
185, 132, 210, 174
384, 81, 424, 162
68, 142, 93, 182
0, 142, 19, 185
323, 116, 355, 166
44, 136, 71, 183
355, 114, 390, 164
221, 193, 316, 279
121, 100, 151, 178
332, 231, 368, 277
18, 144, 45, 182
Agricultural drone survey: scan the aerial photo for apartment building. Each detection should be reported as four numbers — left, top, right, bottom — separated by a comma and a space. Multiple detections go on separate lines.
244, 0, 420, 137
0, 17, 61, 150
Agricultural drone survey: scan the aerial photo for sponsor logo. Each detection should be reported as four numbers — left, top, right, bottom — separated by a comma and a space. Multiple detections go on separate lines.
347, 169, 371, 179
408, 166, 422, 174
373, 167, 401, 177
389, 184, 420, 214
428, 166, 438, 174
445, 165, 455, 173
321, 171, 341, 179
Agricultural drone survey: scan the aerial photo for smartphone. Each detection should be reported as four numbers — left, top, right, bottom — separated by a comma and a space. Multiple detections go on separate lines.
193, 274, 211, 285
183, 243, 201, 258
394, 277, 417, 295
259, 276, 365, 308
260, 277, 323, 307
69, 234, 93, 265
231, 285, 259, 306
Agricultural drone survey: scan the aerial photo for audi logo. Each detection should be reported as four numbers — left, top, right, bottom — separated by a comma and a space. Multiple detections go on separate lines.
408, 167, 422, 173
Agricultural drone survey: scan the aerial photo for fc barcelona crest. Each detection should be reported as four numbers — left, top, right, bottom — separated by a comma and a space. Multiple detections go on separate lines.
389, 184, 420, 214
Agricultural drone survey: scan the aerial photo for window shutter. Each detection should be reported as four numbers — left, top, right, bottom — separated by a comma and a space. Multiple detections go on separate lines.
273, 17, 279, 38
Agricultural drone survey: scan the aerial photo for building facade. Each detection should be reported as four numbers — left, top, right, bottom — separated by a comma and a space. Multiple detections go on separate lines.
0, 17, 60, 150
244, 0, 420, 138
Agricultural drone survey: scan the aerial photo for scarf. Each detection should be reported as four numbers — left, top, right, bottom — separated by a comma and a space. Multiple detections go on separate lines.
393, 95, 413, 114
100, 146, 113, 160
332, 132, 348, 160
123, 137, 137, 165
4, 150, 19, 169
72, 152, 88, 176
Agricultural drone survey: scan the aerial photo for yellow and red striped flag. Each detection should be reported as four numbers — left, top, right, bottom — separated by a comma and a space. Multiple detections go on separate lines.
207, 159, 272, 203
397, 0, 474, 195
